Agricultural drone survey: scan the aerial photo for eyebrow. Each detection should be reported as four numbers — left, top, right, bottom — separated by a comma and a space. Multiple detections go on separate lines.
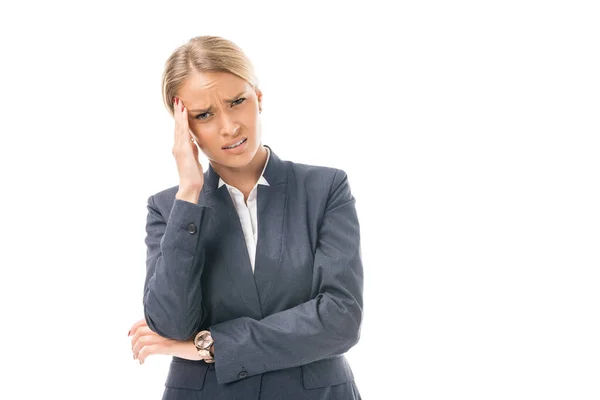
187, 91, 246, 113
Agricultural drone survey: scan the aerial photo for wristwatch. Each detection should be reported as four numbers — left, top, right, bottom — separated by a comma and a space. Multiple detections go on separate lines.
194, 330, 215, 363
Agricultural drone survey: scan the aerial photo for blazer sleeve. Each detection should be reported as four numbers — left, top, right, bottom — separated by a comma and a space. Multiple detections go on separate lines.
209, 168, 364, 385
142, 195, 214, 340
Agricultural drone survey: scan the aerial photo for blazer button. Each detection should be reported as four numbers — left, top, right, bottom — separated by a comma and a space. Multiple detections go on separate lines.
187, 223, 197, 234
237, 371, 248, 378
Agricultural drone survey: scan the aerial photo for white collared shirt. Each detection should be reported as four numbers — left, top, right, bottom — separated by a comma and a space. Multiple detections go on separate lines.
218, 147, 271, 273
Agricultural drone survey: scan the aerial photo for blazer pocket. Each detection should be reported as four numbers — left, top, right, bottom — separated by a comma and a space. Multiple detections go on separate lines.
164, 360, 209, 391
301, 355, 355, 389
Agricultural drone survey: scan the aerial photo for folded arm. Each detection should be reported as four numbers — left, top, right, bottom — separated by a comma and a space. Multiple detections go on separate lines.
209, 169, 364, 384
142, 196, 213, 341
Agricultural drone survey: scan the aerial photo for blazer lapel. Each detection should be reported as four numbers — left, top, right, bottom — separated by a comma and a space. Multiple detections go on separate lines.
253, 181, 286, 311
254, 146, 288, 313
202, 145, 289, 318
202, 163, 262, 318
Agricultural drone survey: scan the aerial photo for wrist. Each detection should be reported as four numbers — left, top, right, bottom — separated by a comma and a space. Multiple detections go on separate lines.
194, 329, 215, 363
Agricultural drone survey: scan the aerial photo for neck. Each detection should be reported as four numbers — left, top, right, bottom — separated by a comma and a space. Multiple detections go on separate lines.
211, 145, 268, 190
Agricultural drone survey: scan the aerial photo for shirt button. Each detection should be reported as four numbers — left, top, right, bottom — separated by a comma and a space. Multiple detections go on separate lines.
237, 371, 248, 378
187, 223, 197, 234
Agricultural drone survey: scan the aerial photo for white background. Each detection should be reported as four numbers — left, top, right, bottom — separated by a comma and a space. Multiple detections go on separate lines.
1, 1, 599, 399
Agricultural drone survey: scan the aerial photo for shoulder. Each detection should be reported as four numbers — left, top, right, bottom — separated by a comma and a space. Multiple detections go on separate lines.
286, 161, 355, 228
287, 160, 347, 194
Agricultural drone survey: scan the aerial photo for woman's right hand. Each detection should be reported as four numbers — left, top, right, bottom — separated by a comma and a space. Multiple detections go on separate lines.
172, 97, 204, 201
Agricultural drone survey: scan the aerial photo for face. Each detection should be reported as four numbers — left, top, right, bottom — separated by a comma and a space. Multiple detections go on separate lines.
176, 70, 263, 169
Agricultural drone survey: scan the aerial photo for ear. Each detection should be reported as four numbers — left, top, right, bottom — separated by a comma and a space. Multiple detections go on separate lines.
255, 87, 263, 110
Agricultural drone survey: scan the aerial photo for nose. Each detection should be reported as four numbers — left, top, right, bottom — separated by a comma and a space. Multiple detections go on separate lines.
218, 112, 240, 136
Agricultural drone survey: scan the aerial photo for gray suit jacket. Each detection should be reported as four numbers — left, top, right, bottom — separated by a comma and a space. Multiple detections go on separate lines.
143, 145, 363, 399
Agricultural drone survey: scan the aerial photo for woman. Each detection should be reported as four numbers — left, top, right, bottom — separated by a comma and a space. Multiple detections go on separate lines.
129, 35, 364, 400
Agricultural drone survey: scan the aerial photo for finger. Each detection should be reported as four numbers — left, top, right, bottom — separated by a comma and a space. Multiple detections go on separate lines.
132, 327, 159, 359
128, 318, 147, 337
173, 97, 180, 143
133, 335, 153, 360
174, 100, 192, 149
138, 344, 161, 365
175, 98, 184, 139
130, 325, 153, 351
191, 133, 200, 159
173, 97, 185, 144
179, 104, 192, 146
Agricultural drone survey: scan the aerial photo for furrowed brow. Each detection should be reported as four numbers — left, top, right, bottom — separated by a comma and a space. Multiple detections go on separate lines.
187, 91, 246, 113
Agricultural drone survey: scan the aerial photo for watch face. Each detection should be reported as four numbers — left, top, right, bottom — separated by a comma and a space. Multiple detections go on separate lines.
195, 332, 212, 350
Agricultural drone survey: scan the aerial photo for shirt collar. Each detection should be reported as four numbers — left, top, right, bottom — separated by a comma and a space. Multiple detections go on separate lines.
218, 146, 271, 189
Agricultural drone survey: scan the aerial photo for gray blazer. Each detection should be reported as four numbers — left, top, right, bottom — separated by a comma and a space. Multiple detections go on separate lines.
143, 145, 364, 399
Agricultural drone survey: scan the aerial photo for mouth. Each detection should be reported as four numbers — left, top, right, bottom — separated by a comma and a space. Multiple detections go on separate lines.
222, 137, 247, 150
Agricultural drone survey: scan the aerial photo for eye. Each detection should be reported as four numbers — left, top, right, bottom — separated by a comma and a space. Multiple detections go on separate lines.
195, 112, 211, 121
231, 97, 246, 106
194, 98, 245, 121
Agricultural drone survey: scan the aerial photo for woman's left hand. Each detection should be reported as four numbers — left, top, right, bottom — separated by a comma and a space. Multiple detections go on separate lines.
129, 318, 204, 364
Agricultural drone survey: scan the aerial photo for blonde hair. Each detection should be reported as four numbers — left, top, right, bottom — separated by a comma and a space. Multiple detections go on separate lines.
161, 35, 259, 117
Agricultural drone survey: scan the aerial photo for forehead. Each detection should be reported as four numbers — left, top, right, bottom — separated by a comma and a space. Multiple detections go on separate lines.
178, 71, 248, 99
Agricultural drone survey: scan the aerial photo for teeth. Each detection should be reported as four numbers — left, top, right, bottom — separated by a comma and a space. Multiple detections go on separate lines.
225, 138, 245, 149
